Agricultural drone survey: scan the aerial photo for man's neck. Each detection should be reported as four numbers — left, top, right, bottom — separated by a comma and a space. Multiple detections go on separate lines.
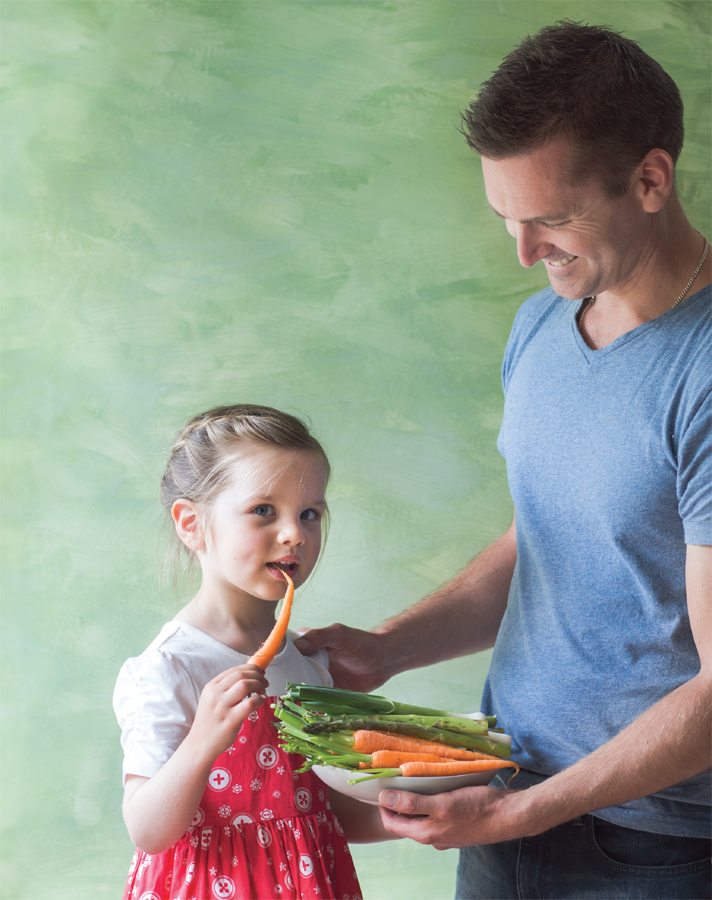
580, 208, 710, 350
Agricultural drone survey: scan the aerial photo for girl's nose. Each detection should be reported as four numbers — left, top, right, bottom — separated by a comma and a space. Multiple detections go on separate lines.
509, 221, 553, 268
277, 518, 305, 546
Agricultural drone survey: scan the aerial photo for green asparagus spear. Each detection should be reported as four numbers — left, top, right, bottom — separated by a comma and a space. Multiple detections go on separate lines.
283, 683, 498, 727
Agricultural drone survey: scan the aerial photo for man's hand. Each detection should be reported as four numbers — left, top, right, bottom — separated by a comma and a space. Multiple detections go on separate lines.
377, 785, 527, 850
294, 624, 392, 692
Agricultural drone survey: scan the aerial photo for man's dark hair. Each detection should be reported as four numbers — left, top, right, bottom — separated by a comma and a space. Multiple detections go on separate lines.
461, 21, 684, 197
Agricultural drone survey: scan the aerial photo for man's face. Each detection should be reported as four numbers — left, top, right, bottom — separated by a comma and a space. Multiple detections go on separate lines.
481, 138, 647, 300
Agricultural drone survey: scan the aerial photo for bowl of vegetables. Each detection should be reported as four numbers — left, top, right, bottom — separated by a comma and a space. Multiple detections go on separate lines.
274, 684, 518, 805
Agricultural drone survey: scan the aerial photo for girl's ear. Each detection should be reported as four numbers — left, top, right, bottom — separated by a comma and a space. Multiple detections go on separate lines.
172, 499, 204, 552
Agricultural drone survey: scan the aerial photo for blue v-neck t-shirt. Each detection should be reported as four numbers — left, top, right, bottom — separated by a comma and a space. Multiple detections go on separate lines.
483, 283, 711, 837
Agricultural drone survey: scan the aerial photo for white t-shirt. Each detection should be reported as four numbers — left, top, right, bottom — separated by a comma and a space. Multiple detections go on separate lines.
113, 621, 332, 785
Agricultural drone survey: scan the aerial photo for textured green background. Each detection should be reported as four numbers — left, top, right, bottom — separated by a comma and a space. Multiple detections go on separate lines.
1, 2, 710, 897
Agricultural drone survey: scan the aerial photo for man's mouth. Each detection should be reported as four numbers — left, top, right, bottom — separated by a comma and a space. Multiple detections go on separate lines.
546, 254, 577, 268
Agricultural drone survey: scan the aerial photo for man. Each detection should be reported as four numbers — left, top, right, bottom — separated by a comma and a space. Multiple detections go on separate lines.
296, 21, 712, 899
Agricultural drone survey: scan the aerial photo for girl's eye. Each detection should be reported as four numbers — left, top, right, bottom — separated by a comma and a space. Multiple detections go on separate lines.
253, 504, 274, 517
300, 509, 321, 521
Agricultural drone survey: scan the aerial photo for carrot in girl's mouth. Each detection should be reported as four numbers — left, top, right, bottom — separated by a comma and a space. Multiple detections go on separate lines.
249, 570, 294, 669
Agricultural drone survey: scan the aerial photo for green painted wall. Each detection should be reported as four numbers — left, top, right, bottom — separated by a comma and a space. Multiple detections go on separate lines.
1, 2, 709, 897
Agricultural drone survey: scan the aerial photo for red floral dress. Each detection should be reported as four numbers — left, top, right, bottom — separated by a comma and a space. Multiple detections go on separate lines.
122, 702, 362, 900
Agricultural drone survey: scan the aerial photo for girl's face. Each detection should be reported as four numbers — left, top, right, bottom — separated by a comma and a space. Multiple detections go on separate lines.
197, 444, 328, 605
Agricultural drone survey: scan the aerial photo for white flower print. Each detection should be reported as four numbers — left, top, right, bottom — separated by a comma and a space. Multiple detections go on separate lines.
218, 805, 231, 818
293, 772, 299, 781
224, 826, 231, 836
251, 778, 262, 791
273, 790, 281, 799
274, 887, 282, 895
318, 790, 325, 802
232, 783, 243, 794
293, 829, 301, 840
277, 766, 286, 775
286, 850, 293, 861
266, 856, 273, 866
248, 710, 259, 722
260, 809, 274, 821
209, 866, 218, 876
239, 735, 248, 744
190, 834, 199, 848
279, 863, 287, 872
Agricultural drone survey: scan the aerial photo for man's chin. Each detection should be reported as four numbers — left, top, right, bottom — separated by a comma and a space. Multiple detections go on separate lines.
546, 273, 592, 301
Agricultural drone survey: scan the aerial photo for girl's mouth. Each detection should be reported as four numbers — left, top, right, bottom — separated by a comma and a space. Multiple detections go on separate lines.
267, 562, 299, 579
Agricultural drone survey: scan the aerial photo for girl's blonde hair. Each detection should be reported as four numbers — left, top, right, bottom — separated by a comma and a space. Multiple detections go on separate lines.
161, 404, 331, 585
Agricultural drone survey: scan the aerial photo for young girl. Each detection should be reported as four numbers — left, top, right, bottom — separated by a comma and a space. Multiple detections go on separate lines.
113, 404, 391, 900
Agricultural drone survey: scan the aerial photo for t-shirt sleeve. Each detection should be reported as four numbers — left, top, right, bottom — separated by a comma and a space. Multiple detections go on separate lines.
305, 646, 333, 687
113, 650, 200, 785
678, 389, 712, 545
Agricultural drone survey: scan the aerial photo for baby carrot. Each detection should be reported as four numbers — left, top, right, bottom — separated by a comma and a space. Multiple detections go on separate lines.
248, 570, 294, 669
351, 730, 502, 762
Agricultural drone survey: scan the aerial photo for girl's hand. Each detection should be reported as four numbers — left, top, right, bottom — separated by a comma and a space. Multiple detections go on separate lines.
189, 664, 268, 762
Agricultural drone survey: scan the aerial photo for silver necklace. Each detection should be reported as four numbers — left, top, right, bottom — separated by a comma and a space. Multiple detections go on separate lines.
577, 231, 709, 330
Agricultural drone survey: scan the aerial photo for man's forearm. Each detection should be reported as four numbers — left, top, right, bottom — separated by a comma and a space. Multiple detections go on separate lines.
372, 518, 517, 683
513, 669, 712, 837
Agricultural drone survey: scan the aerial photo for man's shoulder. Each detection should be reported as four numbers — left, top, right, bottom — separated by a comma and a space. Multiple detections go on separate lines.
506, 285, 567, 352
516, 284, 563, 320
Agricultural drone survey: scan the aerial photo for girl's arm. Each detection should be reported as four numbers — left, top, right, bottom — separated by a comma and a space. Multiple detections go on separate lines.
328, 788, 400, 843
122, 664, 267, 853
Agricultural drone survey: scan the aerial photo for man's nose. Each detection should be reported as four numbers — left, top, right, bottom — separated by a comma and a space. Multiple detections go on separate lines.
509, 221, 553, 268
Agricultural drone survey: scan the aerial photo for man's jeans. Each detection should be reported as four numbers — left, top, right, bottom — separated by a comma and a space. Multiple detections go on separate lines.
456, 814, 711, 899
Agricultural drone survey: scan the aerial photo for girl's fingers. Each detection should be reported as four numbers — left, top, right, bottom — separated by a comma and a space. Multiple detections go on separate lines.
223, 676, 267, 705
212, 665, 268, 690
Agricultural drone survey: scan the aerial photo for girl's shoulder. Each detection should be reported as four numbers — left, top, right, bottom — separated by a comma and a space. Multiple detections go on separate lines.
113, 621, 243, 712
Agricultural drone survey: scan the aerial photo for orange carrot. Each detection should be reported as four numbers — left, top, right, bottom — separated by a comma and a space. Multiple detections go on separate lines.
369, 750, 447, 768
399, 760, 519, 777
399, 759, 520, 786
248, 571, 294, 668
351, 730, 502, 762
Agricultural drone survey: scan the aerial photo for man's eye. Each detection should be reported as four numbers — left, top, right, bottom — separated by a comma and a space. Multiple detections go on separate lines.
546, 221, 569, 229
301, 509, 321, 521
253, 504, 274, 517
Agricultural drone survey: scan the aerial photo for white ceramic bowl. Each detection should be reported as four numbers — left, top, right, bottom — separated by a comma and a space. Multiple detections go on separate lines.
312, 764, 503, 806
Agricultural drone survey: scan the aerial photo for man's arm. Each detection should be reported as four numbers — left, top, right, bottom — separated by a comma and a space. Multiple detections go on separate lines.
295, 516, 517, 691
378, 543, 712, 848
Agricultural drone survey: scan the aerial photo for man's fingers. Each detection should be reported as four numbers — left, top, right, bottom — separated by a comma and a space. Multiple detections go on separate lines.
379, 790, 432, 817
293, 625, 339, 655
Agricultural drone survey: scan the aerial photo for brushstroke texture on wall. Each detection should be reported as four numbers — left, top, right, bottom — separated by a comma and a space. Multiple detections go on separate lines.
1, 2, 710, 897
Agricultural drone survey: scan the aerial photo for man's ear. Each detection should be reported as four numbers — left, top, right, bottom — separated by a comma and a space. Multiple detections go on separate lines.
171, 499, 204, 552
635, 148, 675, 213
